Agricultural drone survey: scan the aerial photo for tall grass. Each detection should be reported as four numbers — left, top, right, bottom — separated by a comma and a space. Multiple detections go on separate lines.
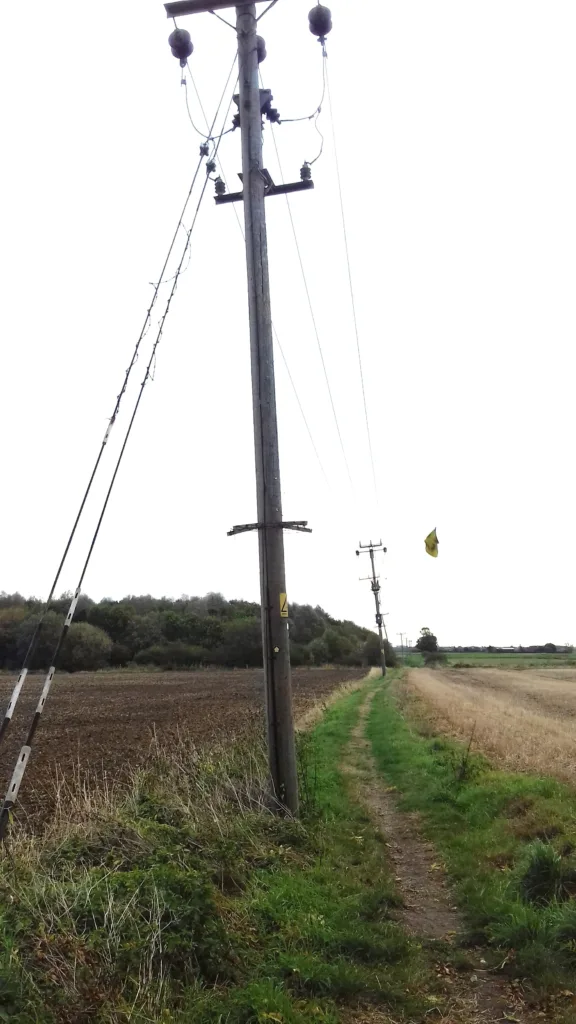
367, 684, 576, 993
0, 684, 433, 1023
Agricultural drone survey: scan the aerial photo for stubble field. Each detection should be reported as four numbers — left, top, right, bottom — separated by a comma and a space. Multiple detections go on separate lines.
401, 665, 576, 784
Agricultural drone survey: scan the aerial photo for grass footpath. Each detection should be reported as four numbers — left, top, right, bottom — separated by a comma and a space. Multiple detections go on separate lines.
367, 679, 576, 1002
0, 679, 439, 1024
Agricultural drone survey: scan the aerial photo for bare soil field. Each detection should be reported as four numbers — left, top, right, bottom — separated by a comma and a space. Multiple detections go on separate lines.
400, 666, 576, 784
0, 667, 364, 820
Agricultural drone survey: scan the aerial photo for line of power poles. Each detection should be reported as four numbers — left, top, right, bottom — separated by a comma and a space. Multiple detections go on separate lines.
356, 541, 387, 677
165, 0, 333, 816
396, 634, 413, 661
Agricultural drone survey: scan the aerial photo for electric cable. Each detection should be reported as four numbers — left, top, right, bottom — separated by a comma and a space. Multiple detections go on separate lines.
269, 119, 354, 488
183, 57, 237, 143
281, 49, 326, 124
325, 62, 381, 514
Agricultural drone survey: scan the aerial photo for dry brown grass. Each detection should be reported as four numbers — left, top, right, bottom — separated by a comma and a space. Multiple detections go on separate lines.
398, 667, 576, 785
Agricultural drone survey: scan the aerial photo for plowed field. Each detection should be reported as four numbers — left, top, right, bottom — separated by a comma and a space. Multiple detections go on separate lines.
0, 667, 364, 819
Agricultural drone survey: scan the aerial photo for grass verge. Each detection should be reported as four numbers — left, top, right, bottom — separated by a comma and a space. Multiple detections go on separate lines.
367, 680, 576, 994
0, 679, 433, 1023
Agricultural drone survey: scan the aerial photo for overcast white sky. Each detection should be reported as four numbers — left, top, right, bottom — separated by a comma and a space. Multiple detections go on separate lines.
1, 1, 575, 647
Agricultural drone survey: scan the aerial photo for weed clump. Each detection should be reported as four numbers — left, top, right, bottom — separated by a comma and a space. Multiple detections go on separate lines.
518, 840, 576, 906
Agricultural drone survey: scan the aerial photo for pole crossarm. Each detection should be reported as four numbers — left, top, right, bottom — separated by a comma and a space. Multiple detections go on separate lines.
165, 1, 268, 17
228, 520, 312, 536
216, 179, 314, 204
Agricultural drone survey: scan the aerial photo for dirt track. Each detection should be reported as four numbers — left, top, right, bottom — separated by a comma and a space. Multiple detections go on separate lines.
401, 667, 576, 784
0, 667, 364, 818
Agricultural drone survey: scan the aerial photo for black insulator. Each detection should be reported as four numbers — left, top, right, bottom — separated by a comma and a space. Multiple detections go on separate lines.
232, 112, 241, 130
168, 28, 193, 66
308, 5, 332, 41
206, 160, 217, 175
200, 142, 210, 158
256, 35, 267, 63
214, 177, 226, 197
300, 162, 312, 181
264, 102, 280, 123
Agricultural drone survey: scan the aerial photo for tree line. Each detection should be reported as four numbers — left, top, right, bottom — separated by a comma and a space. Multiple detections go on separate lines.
0, 591, 395, 673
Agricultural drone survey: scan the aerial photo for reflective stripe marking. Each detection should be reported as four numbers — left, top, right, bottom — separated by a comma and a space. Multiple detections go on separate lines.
5, 669, 28, 720
64, 588, 81, 627
6, 746, 31, 802
36, 668, 55, 714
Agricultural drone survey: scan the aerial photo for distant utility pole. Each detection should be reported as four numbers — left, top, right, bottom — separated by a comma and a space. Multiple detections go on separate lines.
357, 540, 387, 677
164, 0, 325, 815
397, 632, 405, 661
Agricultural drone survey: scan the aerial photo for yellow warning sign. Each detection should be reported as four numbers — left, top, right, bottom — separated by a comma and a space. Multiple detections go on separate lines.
280, 593, 289, 618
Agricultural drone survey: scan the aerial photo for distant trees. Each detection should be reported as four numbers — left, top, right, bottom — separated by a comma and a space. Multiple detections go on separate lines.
0, 592, 380, 672
415, 627, 438, 653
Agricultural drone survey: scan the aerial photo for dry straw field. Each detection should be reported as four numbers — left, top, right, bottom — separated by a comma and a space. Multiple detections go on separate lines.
400, 666, 576, 784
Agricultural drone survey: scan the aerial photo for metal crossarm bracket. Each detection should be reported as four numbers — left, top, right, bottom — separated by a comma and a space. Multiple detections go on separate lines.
228, 520, 312, 536
165, 1, 267, 16
216, 170, 314, 205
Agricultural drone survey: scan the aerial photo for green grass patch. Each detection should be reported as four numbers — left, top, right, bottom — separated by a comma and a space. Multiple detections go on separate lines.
0, 681, 435, 1023
445, 652, 576, 669
367, 684, 576, 991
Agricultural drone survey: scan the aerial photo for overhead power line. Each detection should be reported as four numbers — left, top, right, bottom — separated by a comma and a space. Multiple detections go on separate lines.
269, 119, 354, 488
325, 62, 380, 515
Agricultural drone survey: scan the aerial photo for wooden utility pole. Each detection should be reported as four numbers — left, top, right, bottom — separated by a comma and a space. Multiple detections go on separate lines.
397, 632, 405, 661
164, 0, 318, 815
357, 540, 387, 677
234, 2, 298, 813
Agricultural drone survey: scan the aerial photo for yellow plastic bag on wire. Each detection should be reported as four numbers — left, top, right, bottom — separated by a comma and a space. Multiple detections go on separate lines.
425, 528, 439, 558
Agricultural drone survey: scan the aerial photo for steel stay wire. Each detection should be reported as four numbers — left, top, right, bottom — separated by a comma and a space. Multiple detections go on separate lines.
0, 156, 214, 751
0, 83, 236, 841
0, 55, 239, 752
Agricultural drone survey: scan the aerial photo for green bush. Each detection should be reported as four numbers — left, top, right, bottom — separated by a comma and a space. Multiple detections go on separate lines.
59, 622, 112, 672
16, 610, 64, 669
423, 650, 447, 666
0, 606, 28, 667
363, 634, 397, 669
134, 642, 210, 668
110, 642, 132, 667
214, 618, 262, 667
289, 641, 310, 666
